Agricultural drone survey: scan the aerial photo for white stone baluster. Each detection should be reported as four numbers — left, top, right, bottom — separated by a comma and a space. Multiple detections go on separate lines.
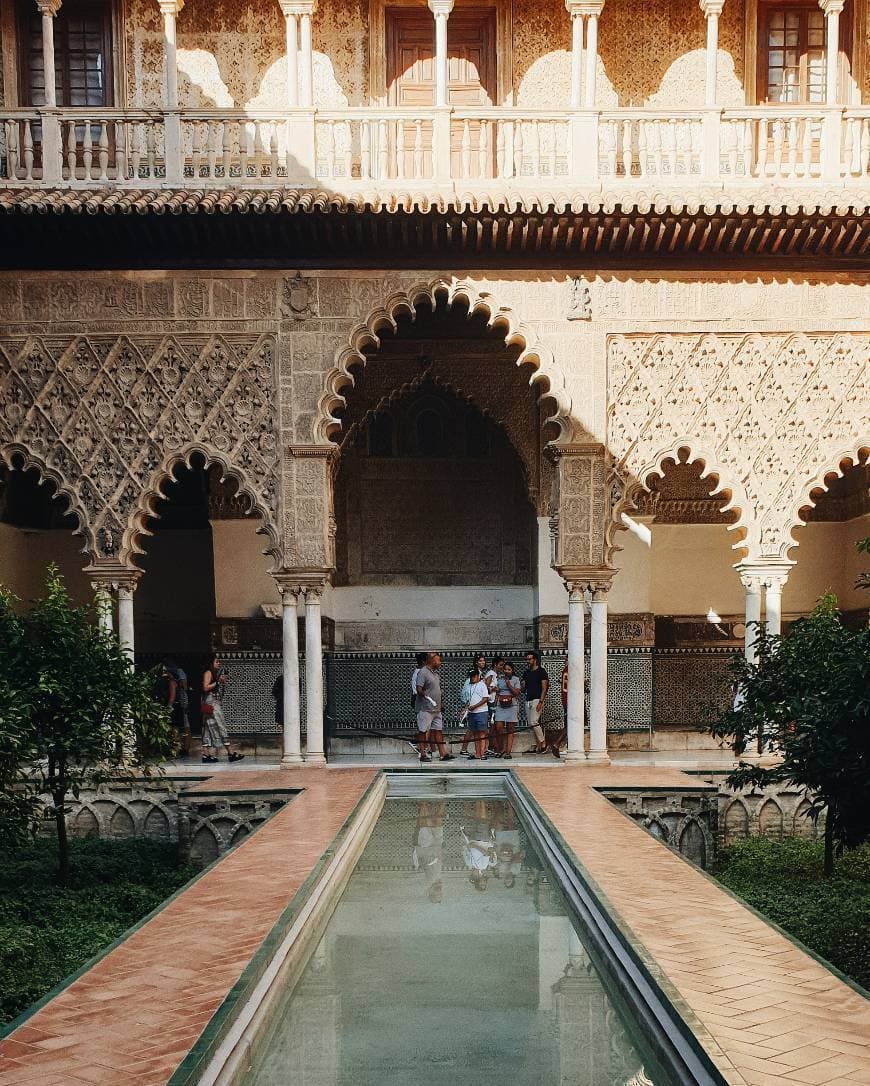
97, 120, 109, 180
81, 119, 93, 179
360, 120, 371, 179
22, 121, 34, 181
414, 119, 424, 178
378, 118, 388, 178
461, 118, 471, 177
478, 119, 488, 178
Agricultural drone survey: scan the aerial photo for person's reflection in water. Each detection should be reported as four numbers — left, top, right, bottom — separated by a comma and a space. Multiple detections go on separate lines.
461, 799, 496, 891
493, 803, 525, 888
413, 800, 445, 903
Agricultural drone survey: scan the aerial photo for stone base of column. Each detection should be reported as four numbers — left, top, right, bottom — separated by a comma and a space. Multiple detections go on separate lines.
303, 753, 328, 766
585, 751, 611, 765
280, 753, 304, 767
562, 750, 587, 764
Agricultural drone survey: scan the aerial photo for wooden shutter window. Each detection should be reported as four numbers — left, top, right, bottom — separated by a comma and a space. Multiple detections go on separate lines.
18, 0, 113, 108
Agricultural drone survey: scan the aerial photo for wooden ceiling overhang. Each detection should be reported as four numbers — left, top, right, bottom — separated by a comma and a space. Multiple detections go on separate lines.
1, 186, 869, 269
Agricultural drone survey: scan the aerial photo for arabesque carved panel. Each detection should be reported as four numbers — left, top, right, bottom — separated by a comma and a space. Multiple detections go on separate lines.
607, 332, 870, 560
0, 334, 281, 566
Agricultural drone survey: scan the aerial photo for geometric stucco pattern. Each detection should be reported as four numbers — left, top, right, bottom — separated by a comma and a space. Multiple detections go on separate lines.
0, 334, 281, 569
607, 333, 870, 562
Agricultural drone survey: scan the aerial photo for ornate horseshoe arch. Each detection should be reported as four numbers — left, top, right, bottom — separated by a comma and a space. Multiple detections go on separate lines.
779, 443, 870, 561
0, 442, 93, 558
122, 444, 282, 573
314, 277, 581, 446
606, 442, 750, 566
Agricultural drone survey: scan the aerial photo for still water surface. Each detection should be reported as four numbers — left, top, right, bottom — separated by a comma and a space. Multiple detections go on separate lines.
246, 798, 674, 1086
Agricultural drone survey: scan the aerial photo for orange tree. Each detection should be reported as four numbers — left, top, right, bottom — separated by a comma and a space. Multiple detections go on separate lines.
1, 568, 173, 882
710, 594, 870, 876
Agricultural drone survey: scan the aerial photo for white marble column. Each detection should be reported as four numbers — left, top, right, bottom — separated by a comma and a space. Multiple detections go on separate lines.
764, 573, 787, 638
820, 0, 844, 104
35, 0, 61, 108
117, 582, 137, 662
281, 587, 303, 765
566, 2, 585, 109
299, 6, 314, 107
565, 584, 586, 761
157, 0, 182, 110
92, 582, 114, 635
304, 585, 326, 764
700, 0, 724, 107
587, 583, 610, 764
740, 572, 762, 664
583, 3, 603, 108
280, 4, 300, 107
429, 0, 455, 108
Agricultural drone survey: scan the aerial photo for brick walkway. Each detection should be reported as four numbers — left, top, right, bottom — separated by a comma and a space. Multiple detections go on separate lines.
1, 765, 867, 1086
0, 768, 376, 1086
518, 767, 870, 1086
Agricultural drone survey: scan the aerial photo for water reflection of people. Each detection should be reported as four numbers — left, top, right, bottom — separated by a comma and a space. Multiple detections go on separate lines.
413, 800, 445, 903
461, 800, 496, 891
493, 804, 525, 888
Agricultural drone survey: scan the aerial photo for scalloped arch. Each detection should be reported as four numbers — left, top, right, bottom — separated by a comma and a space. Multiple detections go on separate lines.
606, 442, 750, 564
0, 442, 92, 557
121, 444, 281, 573
313, 278, 578, 444
782, 443, 870, 560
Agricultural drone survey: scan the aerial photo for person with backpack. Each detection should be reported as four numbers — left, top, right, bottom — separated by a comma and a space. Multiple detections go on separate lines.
165, 659, 192, 756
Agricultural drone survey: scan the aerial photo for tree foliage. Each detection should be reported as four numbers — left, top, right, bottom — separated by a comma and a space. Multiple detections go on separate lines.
0, 567, 173, 880
710, 595, 870, 875
0, 588, 39, 847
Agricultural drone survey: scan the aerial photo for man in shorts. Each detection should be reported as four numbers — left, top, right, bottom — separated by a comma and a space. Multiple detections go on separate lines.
522, 650, 550, 754
415, 652, 454, 763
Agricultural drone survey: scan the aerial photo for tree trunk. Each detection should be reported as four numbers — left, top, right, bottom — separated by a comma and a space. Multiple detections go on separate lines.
823, 813, 834, 878
52, 756, 69, 884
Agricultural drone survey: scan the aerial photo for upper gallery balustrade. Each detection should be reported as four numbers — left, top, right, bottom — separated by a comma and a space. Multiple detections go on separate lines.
1, 0, 868, 193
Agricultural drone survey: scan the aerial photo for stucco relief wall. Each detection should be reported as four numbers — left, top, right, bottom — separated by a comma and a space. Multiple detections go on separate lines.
598, 0, 745, 108
1, 270, 868, 579
124, 0, 367, 109
119, 0, 747, 111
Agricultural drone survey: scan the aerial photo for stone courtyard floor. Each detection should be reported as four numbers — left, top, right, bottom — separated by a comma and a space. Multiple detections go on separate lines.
0, 764, 867, 1086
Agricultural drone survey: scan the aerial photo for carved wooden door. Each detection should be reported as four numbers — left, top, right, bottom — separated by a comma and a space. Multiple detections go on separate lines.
386, 6, 496, 178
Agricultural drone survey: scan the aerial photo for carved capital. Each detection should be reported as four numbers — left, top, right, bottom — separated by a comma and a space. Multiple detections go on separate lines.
735, 561, 793, 594
157, 0, 184, 14
35, 0, 62, 17
699, 0, 725, 16
427, 0, 455, 16
286, 443, 339, 461
565, 0, 605, 16
818, 0, 845, 14
278, 0, 316, 14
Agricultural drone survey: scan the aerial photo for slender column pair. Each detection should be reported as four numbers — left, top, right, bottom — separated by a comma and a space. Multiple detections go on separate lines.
563, 578, 610, 764
279, 1, 317, 107
277, 582, 326, 766
565, 1, 604, 108
90, 575, 138, 660
738, 564, 792, 663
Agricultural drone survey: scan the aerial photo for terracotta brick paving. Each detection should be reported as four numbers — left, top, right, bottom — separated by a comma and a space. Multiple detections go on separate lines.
0, 768, 375, 1086
518, 767, 870, 1086
2, 765, 867, 1086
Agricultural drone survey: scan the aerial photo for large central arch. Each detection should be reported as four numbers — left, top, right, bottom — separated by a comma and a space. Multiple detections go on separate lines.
314, 277, 580, 447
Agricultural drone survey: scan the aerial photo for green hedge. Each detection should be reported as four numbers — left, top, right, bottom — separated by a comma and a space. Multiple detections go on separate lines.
713, 836, 870, 990
0, 837, 198, 1025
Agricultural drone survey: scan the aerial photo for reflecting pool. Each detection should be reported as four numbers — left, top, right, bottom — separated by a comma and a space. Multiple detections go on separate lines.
245, 799, 674, 1086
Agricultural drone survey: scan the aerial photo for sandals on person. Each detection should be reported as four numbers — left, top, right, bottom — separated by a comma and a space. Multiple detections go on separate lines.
228, 751, 245, 762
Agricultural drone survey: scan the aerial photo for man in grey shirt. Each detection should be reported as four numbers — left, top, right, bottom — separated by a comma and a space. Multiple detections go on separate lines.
415, 651, 453, 763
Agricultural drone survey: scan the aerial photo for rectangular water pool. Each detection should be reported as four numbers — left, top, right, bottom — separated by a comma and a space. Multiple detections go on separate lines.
242, 795, 677, 1086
